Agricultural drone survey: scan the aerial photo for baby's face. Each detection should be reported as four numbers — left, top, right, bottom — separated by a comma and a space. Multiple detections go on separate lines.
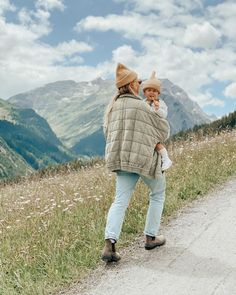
144, 88, 159, 102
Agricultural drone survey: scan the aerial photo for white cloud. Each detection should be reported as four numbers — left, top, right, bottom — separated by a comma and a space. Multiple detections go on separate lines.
0, 0, 15, 15
207, 1, 236, 42
0, 18, 38, 59
126, 0, 182, 16
188, 92, 224, 108
76, 13, 147, 38
18, 7, 51, 37
0, 14, 94, 98
17, 0, 65, 38
183, 22, 221, 49
207, 1, 236, 18
0, 31, 93, 69
76, 10, 221, 51
224, 83, 236, 99
36, 0, 65, 11
18, 7, 33, 25
114, 0, 203, 16
209, 47, 236, 82
75, 12, 185, 42
53, 40, 93, 65
111, 45, 140, 69
56, 40, 93, 56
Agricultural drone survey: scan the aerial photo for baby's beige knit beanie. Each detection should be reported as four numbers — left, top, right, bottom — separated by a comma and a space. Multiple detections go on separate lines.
142, 71, 161, 93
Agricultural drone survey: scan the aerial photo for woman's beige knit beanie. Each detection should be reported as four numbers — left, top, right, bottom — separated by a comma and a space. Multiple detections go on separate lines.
116, 63, 138, 88
142, 71, 161, 93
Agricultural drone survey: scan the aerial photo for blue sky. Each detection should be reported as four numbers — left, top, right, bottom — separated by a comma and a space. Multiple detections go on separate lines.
0, 0, 236, 118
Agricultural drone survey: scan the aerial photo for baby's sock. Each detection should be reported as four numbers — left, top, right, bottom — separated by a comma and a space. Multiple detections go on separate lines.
159, 148, 168, 159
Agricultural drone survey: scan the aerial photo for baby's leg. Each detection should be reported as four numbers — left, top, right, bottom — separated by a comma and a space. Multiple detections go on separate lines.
156, 142, 164, 152
155, 143, 172, 171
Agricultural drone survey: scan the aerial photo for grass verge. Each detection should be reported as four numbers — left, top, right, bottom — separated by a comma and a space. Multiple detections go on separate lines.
0, 131, 236, 294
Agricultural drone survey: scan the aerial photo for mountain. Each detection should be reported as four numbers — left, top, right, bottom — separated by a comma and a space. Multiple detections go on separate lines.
172, 109, 236, 140
0, 98, 75, 171
9, 78, 110, 148
72, 127, 105, 156
159, 79, 215, 133
8, 78, 213, 155
0, 136, 33, 180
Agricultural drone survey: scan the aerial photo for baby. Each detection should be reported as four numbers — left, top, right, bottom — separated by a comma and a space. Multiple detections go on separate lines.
142, 71, 172, 171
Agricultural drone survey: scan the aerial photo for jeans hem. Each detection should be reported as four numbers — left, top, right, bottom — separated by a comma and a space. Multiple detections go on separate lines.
143, 231, 156, 237
105, 235, 118, 241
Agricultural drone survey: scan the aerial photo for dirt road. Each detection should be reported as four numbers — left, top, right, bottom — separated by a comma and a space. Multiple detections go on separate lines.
64, 177, 236, 295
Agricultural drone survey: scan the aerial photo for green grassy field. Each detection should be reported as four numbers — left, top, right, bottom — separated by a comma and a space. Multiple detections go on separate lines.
0, 130, 236, 294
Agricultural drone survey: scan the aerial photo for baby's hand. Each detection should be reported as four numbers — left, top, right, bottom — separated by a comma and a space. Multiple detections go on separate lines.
153, 99, 160, 110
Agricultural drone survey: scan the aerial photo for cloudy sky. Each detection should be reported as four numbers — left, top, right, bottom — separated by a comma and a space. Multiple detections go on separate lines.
0, 0, 236, 117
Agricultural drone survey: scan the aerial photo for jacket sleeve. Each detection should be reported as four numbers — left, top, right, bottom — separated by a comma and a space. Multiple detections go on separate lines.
143, 102, 170, 143
153, 115, 170, 142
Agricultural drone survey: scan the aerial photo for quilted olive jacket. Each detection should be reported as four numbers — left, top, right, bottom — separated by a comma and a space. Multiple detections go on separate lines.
104, 94, 170, 179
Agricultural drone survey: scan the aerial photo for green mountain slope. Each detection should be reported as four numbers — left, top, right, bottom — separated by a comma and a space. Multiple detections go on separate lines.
72, 127, 105, 156
172, 110, 236, 140
0, 98, 75, 171
0, 136, 33, 180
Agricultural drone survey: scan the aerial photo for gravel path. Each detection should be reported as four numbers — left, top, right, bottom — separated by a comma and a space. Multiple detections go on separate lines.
62, 177, 236, 295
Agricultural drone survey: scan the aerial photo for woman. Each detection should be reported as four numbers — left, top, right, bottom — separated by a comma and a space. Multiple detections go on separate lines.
102, 63, 170, 262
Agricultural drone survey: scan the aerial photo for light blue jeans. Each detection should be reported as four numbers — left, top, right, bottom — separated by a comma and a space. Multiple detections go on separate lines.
105, 170, 166, 241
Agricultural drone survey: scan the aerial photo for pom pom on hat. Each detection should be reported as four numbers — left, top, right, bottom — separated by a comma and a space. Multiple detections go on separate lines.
142, 71, 161, 93
116, 63, 138, 88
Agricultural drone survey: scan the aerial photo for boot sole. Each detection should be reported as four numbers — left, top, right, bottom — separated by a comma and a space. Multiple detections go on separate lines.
145, 241, 166, 250
101, 255, 121, 263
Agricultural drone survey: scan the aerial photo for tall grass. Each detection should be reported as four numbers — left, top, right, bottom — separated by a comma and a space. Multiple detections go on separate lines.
0, 130, 236, 294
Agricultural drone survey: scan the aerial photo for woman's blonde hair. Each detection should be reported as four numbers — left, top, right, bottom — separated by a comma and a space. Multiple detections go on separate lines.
103, 82, 137, 130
